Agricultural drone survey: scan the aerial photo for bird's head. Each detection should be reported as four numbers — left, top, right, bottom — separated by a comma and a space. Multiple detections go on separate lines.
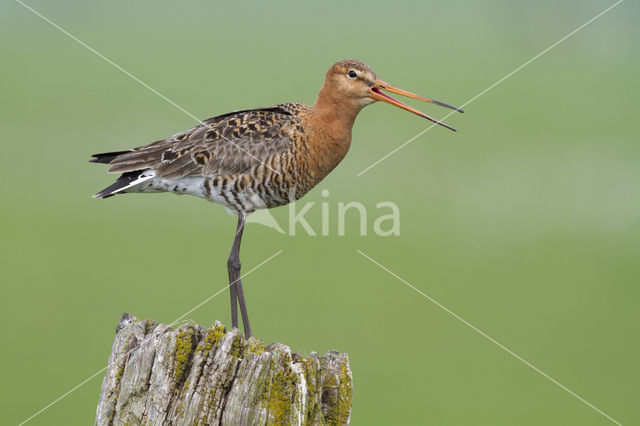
323, 59, 463, 131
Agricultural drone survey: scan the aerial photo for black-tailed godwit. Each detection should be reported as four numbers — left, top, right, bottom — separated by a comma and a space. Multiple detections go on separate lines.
91, 59, 463, 337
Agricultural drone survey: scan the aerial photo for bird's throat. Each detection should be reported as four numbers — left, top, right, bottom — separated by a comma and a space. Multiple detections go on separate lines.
309, 88, 363, 142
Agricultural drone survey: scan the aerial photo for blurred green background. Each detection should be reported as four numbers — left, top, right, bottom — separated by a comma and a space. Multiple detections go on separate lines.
1, 0, 638, 424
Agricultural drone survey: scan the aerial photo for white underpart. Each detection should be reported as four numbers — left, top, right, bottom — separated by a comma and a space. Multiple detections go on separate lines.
130, 173, 269, 212
132, 175, 207, 197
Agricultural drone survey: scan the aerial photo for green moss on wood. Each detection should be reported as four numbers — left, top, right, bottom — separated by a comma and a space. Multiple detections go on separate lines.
245, 338, 265, 355
266, 351, 299, 425
143, 319, 158, 335
302, 356, 320, 423
196, 324, 226, 359
229, 332, 244, 359
114, 368, 124, 387
172, 325, 197, 382
322, 357, 353, 425
99, 315, 353, 426
335, 359, 353, 424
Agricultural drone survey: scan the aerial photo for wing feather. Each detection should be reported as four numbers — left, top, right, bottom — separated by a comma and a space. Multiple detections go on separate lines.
93, 103, 309, 178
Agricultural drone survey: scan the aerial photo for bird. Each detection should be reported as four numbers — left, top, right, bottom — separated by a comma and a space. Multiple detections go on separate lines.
91, 59, 463, 338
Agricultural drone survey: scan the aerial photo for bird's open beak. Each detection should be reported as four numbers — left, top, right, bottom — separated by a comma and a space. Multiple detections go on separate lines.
370, 79, 463, 132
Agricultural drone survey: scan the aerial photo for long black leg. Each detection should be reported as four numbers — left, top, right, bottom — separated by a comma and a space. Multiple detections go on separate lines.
229, 263, 238, 330
227, 214, 252, 338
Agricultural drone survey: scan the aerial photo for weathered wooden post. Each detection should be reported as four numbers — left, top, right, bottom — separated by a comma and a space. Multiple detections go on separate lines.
95, 313, 353, 425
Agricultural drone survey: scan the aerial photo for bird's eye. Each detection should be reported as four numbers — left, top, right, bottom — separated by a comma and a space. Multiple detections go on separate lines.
347, 70, 357, 79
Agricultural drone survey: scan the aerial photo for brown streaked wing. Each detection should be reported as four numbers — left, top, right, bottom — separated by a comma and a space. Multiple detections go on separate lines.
103, 103, 309, 178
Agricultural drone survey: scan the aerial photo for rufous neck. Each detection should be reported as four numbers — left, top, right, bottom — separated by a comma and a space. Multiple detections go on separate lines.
309, 84, 363, 141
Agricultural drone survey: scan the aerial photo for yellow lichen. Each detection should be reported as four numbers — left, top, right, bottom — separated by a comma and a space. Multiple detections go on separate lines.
335, 360, 353, 424
196, 324, 226, 358
172, 326, 196, 382
321, 357, 353, 425
266, 351, 298, 425
245, 338, 265, 355
302, 357, 319, 422
229, 333, 244, 359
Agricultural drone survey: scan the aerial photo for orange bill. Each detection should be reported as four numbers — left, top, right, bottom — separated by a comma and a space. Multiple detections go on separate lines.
370, 79, 463, 132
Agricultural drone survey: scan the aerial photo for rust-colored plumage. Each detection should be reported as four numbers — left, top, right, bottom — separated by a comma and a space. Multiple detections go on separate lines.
91, 59, 463, 337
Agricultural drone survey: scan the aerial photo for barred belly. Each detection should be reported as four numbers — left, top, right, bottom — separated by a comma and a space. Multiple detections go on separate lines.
132, 173, 305, 214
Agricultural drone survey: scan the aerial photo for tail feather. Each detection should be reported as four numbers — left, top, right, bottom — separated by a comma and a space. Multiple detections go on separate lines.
90, 150, 133, 165
103, 146, 166, 173
93, 171, 154, 199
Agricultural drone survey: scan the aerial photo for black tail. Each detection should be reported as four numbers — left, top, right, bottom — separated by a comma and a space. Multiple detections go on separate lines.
89, 150, 132, 165
93, 171, 143, 199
